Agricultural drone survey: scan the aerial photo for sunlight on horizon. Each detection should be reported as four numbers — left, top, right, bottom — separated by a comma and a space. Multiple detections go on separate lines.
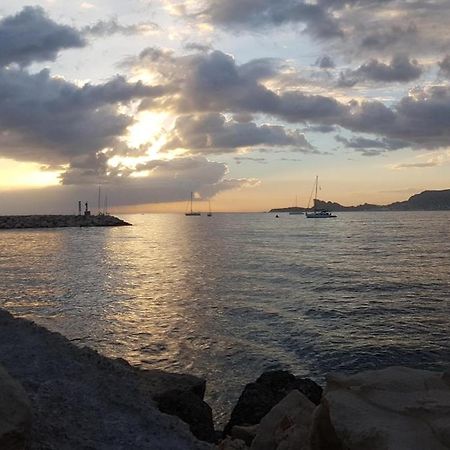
0, 159, 62, 190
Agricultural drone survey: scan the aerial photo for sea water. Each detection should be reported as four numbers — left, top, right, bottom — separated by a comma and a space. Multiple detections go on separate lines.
1, 212, 449, 424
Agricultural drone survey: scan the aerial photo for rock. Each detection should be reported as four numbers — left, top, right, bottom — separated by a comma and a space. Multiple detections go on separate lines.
142, 369, 206, 399
218, 437, 249, 449
0, 309, 212, 450
0, 365, 32, 450
224, 371, 322, 436
250, 390, 315, 450
310, 366, 450, 450
155, 389, 216, 443
231, 424, 259, 446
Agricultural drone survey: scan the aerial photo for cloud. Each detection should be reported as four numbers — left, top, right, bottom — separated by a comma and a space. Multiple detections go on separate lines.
134, 49, 347, 123
0, 68, 167, 165
234, 156, 267, 164
335, 135, 409, 155
0, 6, 85, 67
316, 55, 335, 69
339, 55, 423, 85
83, 18, 159, 37
0, 156, 258, 213
195, 0, 343, 39
161, 113, 314, 154
438, 55, 450, 78
133, 48, 450, 150
390, 150, 450, 170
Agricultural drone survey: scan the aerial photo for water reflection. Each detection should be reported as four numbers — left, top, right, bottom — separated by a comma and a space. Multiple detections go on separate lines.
1, 212, 449, 424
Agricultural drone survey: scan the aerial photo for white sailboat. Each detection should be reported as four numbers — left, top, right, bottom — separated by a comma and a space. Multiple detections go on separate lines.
305, 176, 336, 218
185, 192, 201, 216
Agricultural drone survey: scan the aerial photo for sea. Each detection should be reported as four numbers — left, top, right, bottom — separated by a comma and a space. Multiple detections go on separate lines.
1, 212, 449, 425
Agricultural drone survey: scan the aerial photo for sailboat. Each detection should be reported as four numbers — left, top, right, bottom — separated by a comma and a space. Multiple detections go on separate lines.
305, 176, 336, 218
185, 192, 201, 216
207, 200, 212, 217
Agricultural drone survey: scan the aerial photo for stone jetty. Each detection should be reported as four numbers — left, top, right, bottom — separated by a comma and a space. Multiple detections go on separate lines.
0, 214, 131, 229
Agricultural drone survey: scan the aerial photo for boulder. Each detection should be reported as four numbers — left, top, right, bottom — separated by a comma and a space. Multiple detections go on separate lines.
224, 371, 322, 436
250, 390, 315, 450
218, 437, 249, 449
231, 424, 259, 446
311, 366, 450, 450
154, 389, 216, 443
0, 365, 32, 450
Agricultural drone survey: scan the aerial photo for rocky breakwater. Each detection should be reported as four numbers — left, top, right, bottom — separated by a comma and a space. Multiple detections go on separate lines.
0, 214, 131, 229
220, 367, 450, 450
0, 309, 212, 449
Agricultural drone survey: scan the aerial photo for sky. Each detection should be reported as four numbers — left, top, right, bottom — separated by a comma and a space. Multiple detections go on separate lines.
0, 0, 450, 213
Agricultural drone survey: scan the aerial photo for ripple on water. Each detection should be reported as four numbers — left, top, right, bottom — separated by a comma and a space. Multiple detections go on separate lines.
0, 211, 449, 425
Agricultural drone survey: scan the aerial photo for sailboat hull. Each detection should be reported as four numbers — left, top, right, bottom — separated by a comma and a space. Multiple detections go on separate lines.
305, 212, 336, 218
185, 213, 201, 216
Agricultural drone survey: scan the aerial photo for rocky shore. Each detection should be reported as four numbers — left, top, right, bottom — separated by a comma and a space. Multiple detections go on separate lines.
1, 308, 450, 449
0, 214, 131, 229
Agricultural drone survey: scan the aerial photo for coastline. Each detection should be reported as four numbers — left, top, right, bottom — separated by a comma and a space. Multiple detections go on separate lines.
2, 308, 450, 449
0, 215, 132, 229
0, 308, 211, 449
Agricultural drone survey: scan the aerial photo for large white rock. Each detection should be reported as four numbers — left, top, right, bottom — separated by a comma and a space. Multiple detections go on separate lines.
0, 365, 31, 450
251, 389, 315, 450
311, 366, 450, 450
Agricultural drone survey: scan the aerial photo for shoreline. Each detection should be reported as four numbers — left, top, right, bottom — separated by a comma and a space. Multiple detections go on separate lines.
1, 308, 449, 449
0, 308, 211, 449
0, 214, 132, 229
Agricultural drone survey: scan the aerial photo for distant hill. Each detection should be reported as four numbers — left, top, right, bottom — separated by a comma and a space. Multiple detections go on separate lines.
270, 189, 450, 212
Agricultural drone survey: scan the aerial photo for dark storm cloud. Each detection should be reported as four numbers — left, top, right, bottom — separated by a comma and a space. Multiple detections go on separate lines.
83, 19, 159, 37
339, 55, 423, 85
162, 113, 314, 154
0, 6, 85, 67
197, 0, 343, 39
0, 68, 166, 164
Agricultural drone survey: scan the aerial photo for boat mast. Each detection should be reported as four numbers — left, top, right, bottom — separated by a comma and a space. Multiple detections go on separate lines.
314, 175, 318, 212
190, 192, 193, 214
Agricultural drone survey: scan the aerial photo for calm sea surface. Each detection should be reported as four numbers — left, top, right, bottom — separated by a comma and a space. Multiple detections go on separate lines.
1, 212, 449, 424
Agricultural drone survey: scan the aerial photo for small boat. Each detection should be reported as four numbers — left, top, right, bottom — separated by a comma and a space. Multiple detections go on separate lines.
207, 200, 212, 217
185, 192, 201, 216
305, 176, 336, 218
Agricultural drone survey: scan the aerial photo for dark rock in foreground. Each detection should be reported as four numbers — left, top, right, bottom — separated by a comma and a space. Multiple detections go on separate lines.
0, 309, 210, 449
224, 370, 322, 437
0, 214, 131, 229
155, 389, 216, 443
0, 365, 32, 450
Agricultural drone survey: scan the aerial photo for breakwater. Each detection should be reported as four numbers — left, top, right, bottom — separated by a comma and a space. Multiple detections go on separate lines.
0, 214, 131, 229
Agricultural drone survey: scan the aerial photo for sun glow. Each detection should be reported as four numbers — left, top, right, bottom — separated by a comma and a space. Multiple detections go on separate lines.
0, 159, 62, 190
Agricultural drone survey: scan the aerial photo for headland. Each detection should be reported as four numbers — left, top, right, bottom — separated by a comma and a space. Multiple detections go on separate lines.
270, 188, 450, 212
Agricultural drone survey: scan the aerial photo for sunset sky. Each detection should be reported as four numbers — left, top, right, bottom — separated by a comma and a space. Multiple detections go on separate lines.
0, 0, 450, 213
